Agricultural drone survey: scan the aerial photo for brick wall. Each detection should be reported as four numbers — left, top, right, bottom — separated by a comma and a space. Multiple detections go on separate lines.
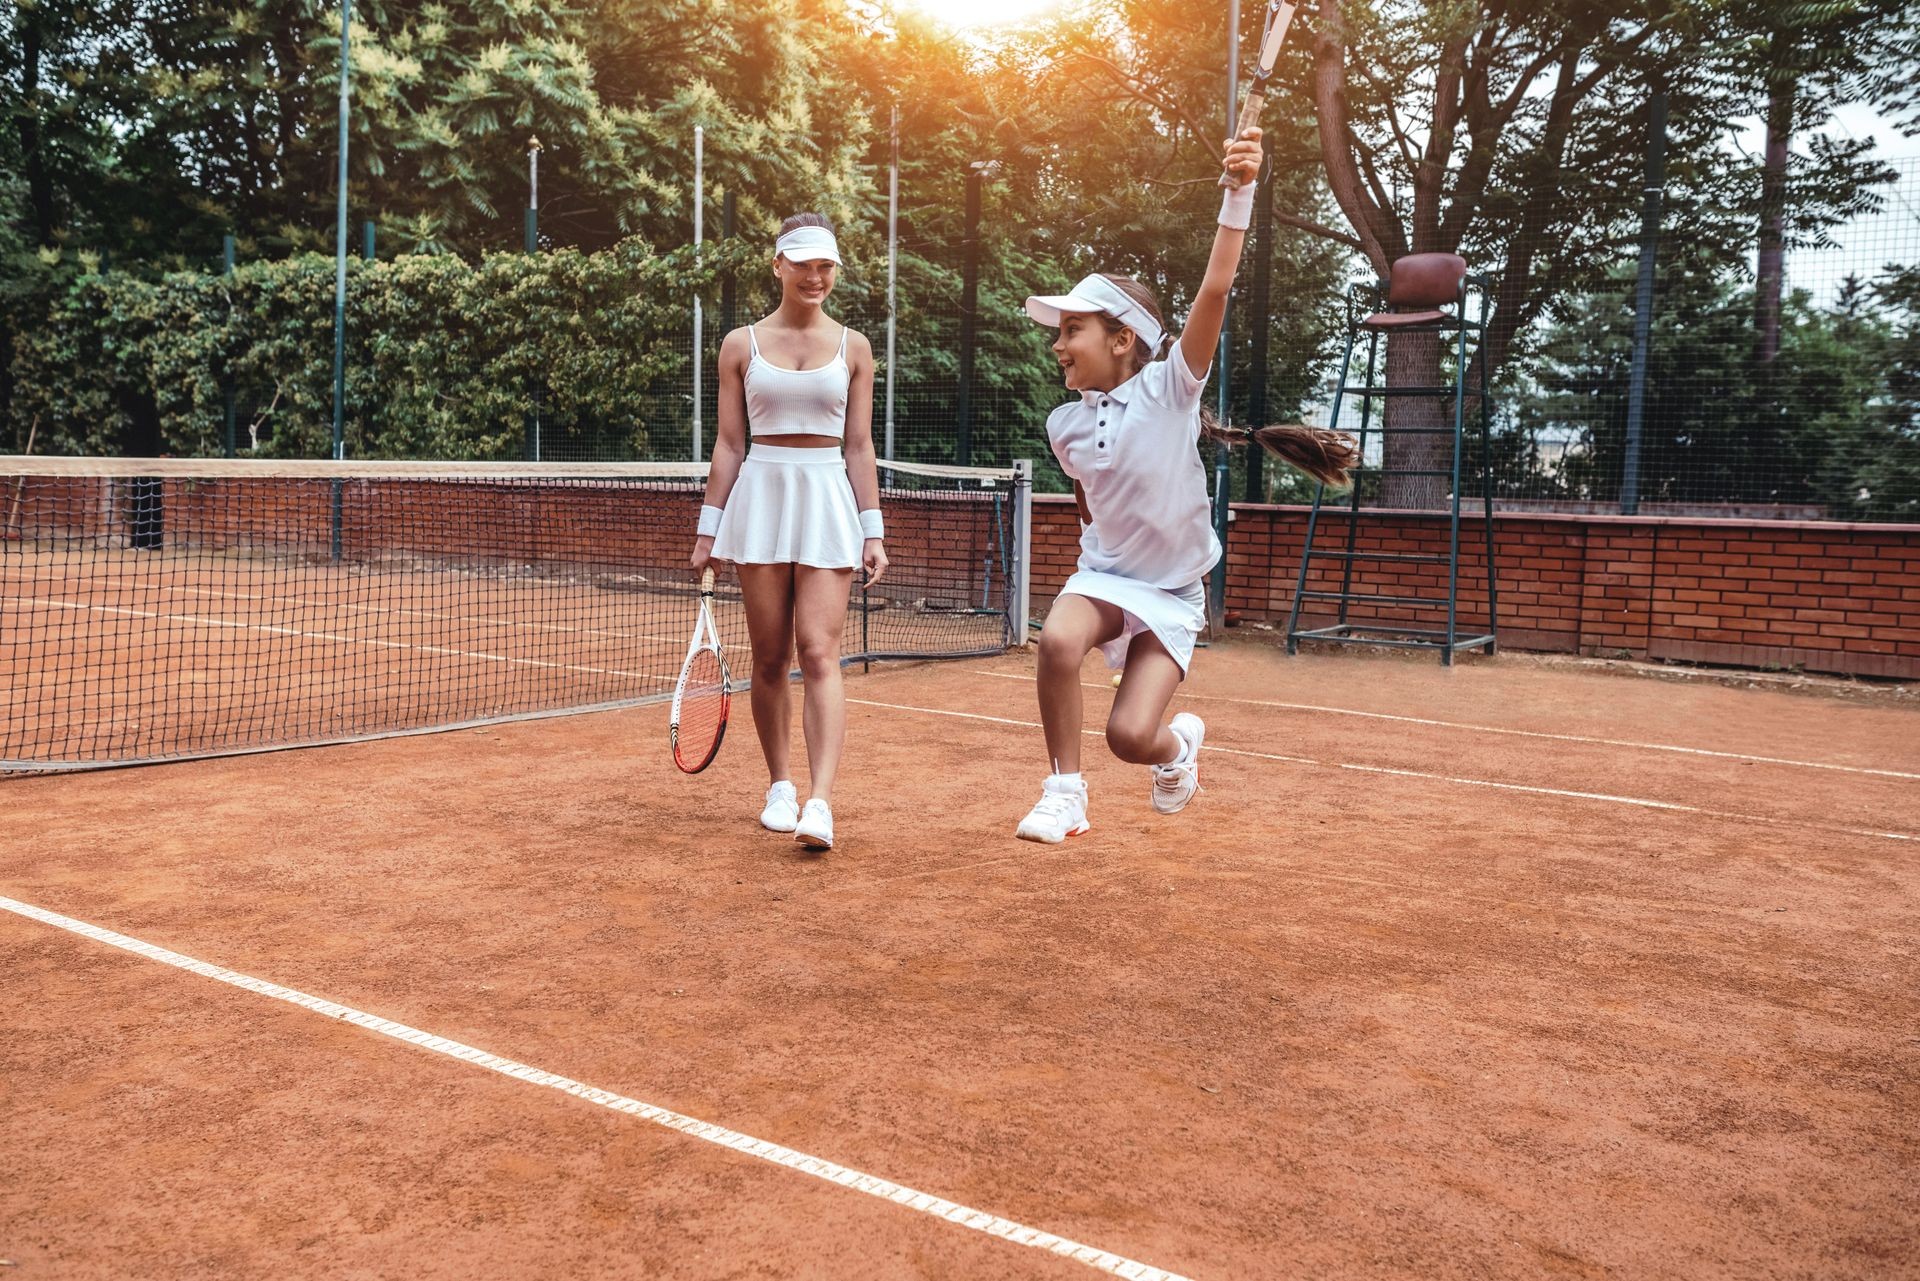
1031, 496, 1920, 680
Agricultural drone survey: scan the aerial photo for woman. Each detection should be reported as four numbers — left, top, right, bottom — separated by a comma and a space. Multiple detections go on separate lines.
691, 214, 887, 852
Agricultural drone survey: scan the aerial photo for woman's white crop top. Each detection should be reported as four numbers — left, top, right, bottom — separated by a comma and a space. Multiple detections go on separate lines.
744, 324, 850, 438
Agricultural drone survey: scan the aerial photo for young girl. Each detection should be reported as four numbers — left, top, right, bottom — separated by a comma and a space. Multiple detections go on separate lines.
691, 214, 887, 852
1016, 125, 1308, 843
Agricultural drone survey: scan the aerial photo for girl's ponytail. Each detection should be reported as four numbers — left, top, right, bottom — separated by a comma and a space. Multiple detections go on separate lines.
1200, 421, 1361, 490
1092, 273, 1359, 488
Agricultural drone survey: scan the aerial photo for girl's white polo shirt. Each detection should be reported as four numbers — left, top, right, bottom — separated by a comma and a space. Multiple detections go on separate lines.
1046, 355, 1221, 591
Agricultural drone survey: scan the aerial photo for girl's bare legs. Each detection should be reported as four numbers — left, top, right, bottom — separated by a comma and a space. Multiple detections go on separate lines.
1033, 594, 1124, 774
737, 562, 797, 783
1104, 632, 1184, 764
791, 565, 854, 801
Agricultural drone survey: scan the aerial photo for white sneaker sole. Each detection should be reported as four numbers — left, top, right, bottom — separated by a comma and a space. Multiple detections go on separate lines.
794, 828, 832, 851
1016, 819, 1089, 845
762, 813, 798, 833
1152, 718, 1205, 815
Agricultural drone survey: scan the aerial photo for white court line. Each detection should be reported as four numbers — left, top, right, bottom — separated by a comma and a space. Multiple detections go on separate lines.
972, 670, 1920, 781
848, 698, 1918, 845
6, 596, 672, 686
0, 894, 1192, 1281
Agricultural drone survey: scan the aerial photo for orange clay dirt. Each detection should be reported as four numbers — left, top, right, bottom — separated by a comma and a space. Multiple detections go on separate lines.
2, 642, 1917, 1280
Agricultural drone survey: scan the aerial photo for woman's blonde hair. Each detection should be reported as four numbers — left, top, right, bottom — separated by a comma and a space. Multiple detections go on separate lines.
1090, 273, 1360, 490
779, 211, 834, 237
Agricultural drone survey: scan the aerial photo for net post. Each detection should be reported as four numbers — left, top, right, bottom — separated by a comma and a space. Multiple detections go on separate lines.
1012, 459, 1033, 645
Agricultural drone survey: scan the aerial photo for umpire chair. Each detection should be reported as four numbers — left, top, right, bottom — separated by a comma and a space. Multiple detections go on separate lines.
1285, 253, 1499, 665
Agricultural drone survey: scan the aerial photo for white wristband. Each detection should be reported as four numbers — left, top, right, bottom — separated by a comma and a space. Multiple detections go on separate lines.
1218, 180, 1256, 230
859, 509, 884, 540
697, 504, 723, 538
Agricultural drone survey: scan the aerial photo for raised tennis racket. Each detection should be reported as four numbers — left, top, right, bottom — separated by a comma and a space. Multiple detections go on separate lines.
1221, 0, 1298, 190
670, 568, 730, 774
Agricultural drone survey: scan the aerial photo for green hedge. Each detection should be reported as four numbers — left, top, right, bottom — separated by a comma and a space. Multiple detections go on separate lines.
3, 238, 758, 461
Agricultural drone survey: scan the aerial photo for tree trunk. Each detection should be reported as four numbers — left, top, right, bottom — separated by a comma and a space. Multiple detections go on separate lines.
17, 7, 54, 246
1755, 38, 1793, 367
1383, 330, 1450, 509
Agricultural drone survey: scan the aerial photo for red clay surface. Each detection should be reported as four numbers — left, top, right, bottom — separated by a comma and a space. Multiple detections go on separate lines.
3, 644, 1917, 1279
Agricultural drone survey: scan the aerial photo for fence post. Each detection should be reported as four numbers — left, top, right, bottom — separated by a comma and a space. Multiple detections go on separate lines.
721, 189, 736, 334
692, 126, 704, 463
1244, 159, 1272, 501
222, 234, 237, 457
1209, 0, 1240, 631
1622, 90, 1667, 516
956, 162, 988, 468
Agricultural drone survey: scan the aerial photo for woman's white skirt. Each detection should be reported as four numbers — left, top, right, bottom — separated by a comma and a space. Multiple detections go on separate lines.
711, 444, 863, 569
1061, 570, 1208, 675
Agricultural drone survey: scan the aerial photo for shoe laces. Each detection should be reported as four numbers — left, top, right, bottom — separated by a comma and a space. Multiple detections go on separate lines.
1152, 758, 1199, 796
1031, 789, 1081, 822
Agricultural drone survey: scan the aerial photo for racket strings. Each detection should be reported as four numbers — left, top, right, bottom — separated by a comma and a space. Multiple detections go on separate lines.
673, 647, 729, 772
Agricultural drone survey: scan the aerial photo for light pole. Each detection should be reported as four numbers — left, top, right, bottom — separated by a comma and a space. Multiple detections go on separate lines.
525, 134, 541, 253
330, 0, 352, 463
886, 100, 900, 461
526, 134, 542, 460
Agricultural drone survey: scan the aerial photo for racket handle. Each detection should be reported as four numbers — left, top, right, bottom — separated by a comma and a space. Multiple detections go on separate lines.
700, 567, 715, 594
1219, 88, 1267, 190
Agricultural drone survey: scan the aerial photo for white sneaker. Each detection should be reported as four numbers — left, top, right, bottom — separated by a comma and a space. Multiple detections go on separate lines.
794, 798, 834, 850
1150, 713, 1205, 815
760, 781, 799, 833
1016, 776, 1090, 844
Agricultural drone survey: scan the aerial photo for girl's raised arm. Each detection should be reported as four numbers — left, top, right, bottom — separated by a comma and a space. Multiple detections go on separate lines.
1178, 127, 1265, 381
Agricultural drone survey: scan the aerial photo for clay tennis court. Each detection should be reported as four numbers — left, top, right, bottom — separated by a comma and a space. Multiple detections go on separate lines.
3, 643, 1915, 1279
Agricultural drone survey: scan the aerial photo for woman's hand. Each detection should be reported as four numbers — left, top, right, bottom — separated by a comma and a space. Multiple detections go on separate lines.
1223, 125, 1263, 184
690, 535, 716, 573
862, 538, 889, 587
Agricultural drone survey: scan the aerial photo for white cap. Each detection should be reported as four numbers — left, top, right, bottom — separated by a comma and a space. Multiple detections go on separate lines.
1023, 274, 1164, 353
775, 225, 841, 265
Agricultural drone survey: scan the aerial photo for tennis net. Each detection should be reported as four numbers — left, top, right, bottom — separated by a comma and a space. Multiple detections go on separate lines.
2, 456, 1030, 771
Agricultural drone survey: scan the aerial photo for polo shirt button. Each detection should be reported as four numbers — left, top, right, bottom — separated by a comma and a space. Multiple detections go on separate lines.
1097, 441, 1106, 448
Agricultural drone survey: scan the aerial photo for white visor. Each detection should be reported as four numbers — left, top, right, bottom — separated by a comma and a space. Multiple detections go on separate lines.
775, 225, 842, 265
1023, 274, 1165, 353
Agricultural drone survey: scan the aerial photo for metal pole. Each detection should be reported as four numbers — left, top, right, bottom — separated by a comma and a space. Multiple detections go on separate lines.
329, 0, 351, 463
956, 163, 984, 468
525, 136, 542, 460
362, 219, 375, 260
1208, 0, 1239, 629
1244, 158, 1271, 500
692, 125, 704, 462
525, 135, 540, 254
222, 234, 236, 457
721, 189, 736, 333
886, 102, 900, 461
1622, 90, 1666, 516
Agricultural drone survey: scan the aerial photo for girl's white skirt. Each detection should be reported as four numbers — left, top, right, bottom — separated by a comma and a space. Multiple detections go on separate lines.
711, 443, 863, 569
1061, 570, 1208, 675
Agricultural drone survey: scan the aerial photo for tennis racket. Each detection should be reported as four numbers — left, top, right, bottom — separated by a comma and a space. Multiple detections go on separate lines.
670, 568, 730, 774
1221, 0, 1298, 190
